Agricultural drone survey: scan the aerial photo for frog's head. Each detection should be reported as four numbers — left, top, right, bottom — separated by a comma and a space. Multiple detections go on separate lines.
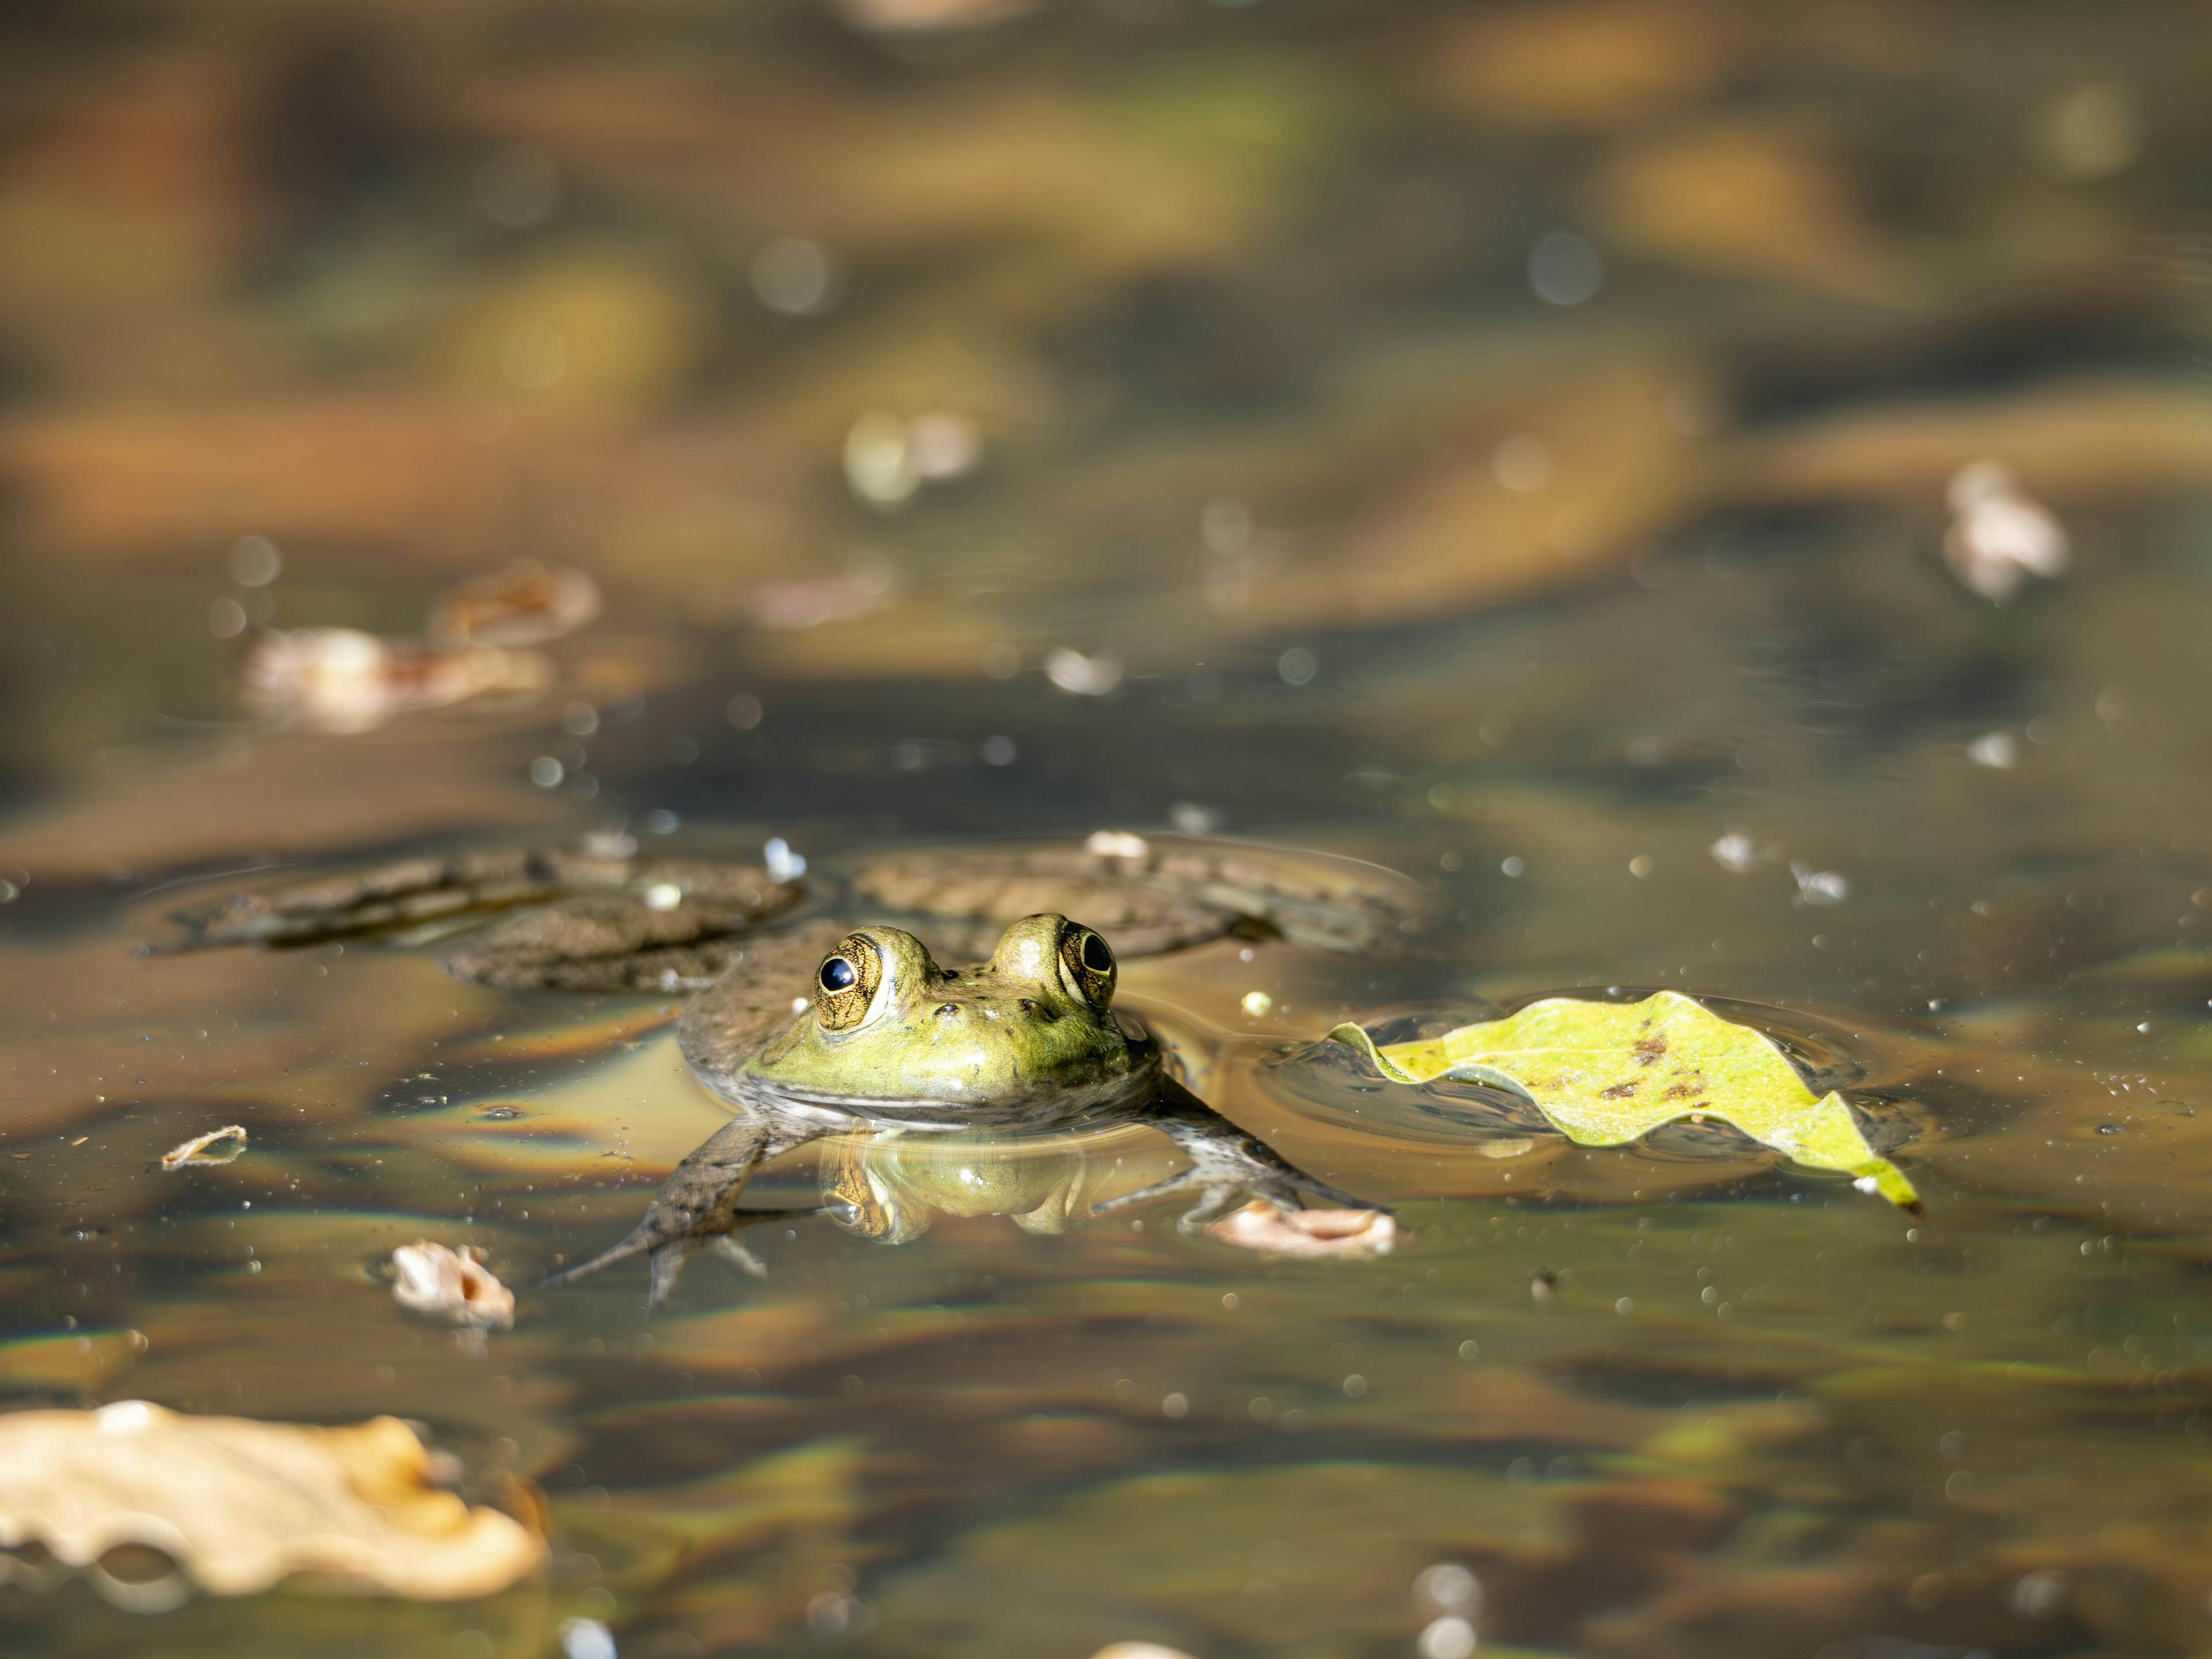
734, 914, 1149, 1109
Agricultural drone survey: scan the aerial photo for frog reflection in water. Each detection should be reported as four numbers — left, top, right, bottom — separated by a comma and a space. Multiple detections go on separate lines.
554, 912, 1376, 1304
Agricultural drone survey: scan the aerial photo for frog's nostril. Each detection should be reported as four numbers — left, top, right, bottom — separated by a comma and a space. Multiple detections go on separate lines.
935, 1003, 959, 1020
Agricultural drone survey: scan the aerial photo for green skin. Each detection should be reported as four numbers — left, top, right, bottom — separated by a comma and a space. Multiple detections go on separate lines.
714, 915, 1147, 1119
553, 912, 1382, 1306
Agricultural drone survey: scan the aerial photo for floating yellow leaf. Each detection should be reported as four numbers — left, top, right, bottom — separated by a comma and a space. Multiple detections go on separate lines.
1327, 990, 1918, 1210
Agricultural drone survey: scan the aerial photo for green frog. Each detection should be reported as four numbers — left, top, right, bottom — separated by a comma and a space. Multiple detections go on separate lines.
555, 910, 1373, 1304
169, 832, 1423, 1304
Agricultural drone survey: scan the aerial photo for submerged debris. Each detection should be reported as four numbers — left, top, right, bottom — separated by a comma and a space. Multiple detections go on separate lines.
389, 1242, 516, 1330
240, 560, 598, 733
1206, 1203, 1396, 1259
427, 559, 601, 649
243, 628, 552, 735
0, 1402, 544, 1607
160, 1124, 247, 1169
1944, 459, 2069, 602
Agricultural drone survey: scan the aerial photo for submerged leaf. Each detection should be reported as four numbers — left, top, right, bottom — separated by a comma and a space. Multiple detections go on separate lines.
0, 1401, 545, 1606
1327, 990, 1918, 1210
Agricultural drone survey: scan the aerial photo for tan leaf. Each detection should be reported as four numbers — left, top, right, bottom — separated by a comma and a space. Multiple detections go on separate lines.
0, 1402, 545, 1606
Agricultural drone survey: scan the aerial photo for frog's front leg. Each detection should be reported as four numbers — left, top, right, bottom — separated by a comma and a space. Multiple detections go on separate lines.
1094, 1078, 1387, 1234
547, 1108, 829, 1308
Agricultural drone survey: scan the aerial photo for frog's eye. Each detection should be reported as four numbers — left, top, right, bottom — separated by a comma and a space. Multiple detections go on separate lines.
1058, 923, 1116, 1008
813, 934, 883, 1032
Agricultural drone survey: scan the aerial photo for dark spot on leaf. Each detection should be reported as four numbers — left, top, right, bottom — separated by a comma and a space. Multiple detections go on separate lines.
1600, 1082, 1637, 1099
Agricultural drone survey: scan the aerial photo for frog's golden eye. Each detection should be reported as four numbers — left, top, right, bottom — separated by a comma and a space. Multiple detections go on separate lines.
813, 934, 882, 1032
1058, 923, 1116, 1008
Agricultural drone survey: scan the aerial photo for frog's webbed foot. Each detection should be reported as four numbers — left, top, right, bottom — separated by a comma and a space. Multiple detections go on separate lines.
544, 1113, 827, 1309
1092, 1079, 1387, 1236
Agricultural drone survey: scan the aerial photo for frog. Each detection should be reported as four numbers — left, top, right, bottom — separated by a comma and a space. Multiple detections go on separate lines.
164, 830, 1425, 1304
543, 911, 1376, 1303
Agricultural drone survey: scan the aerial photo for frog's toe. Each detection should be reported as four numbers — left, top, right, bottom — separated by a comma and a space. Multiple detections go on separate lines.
1090, 1168, 1215, 1219
546, 1205, 820, 1308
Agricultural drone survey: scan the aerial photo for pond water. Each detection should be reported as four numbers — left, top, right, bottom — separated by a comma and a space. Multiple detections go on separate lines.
5, 2, 2212, 1656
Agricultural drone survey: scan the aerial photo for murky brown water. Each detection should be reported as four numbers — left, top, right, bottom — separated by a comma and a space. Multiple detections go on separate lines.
6, 2, 2212, 1655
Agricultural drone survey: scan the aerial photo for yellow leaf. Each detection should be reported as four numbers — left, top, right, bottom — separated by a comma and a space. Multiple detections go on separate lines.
1327, 990, 1918, 1210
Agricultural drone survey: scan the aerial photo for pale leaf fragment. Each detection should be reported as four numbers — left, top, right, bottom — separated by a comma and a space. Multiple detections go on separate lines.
390, 1241, 516, 1330
1206, 1203, 1396, 1259
1327, 989, 1918, 1210
0, 1402, 545, 1606
160, 1124, 247, 1169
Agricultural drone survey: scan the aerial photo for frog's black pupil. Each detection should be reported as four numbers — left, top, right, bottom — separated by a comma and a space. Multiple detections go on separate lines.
1080, 932, 1113, 973
820, 957, 857, 992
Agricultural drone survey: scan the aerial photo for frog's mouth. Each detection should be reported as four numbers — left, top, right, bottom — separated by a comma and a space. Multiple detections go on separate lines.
700, 1042, 1164, 1128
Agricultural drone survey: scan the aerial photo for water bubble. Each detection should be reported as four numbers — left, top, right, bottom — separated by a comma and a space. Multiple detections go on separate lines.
528, 756, 565, 789
1791, 862, 1850, 906
752, 238, 842, 316
1417, 1615, 1476, 1659
1528, 232, 1603, 306
1161, 1392, 1189, 1419
1202, 497, 1252, 555
1500, 856, 1524, 878
1491, 434, 1554, 492
981, 734, 1017, 766
2041, 80, 2139, 179
228, 536, 282, 587
1709, 832, 1756, 873
208, 597, 248, 639
1278, 647, 1317, 687
727, 693, 764, 730
646, 809, 680, 835
845, 411, 917, 506
1169, 800, 1219, 834
905, 412, 980, 481
1045, 647, 1123, 696
1967, 730, 2017, 769
980, 642, 1021, 679
1414, 1562, 1480, 1612
765, 838, 807, 881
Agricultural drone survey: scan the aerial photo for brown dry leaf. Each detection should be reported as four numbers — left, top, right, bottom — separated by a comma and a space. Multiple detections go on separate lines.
1206, 1203, 1395, 1259
1591, 122, 1918, 308
0, 1402, 545, 1607
1422, 0, 1732, 128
